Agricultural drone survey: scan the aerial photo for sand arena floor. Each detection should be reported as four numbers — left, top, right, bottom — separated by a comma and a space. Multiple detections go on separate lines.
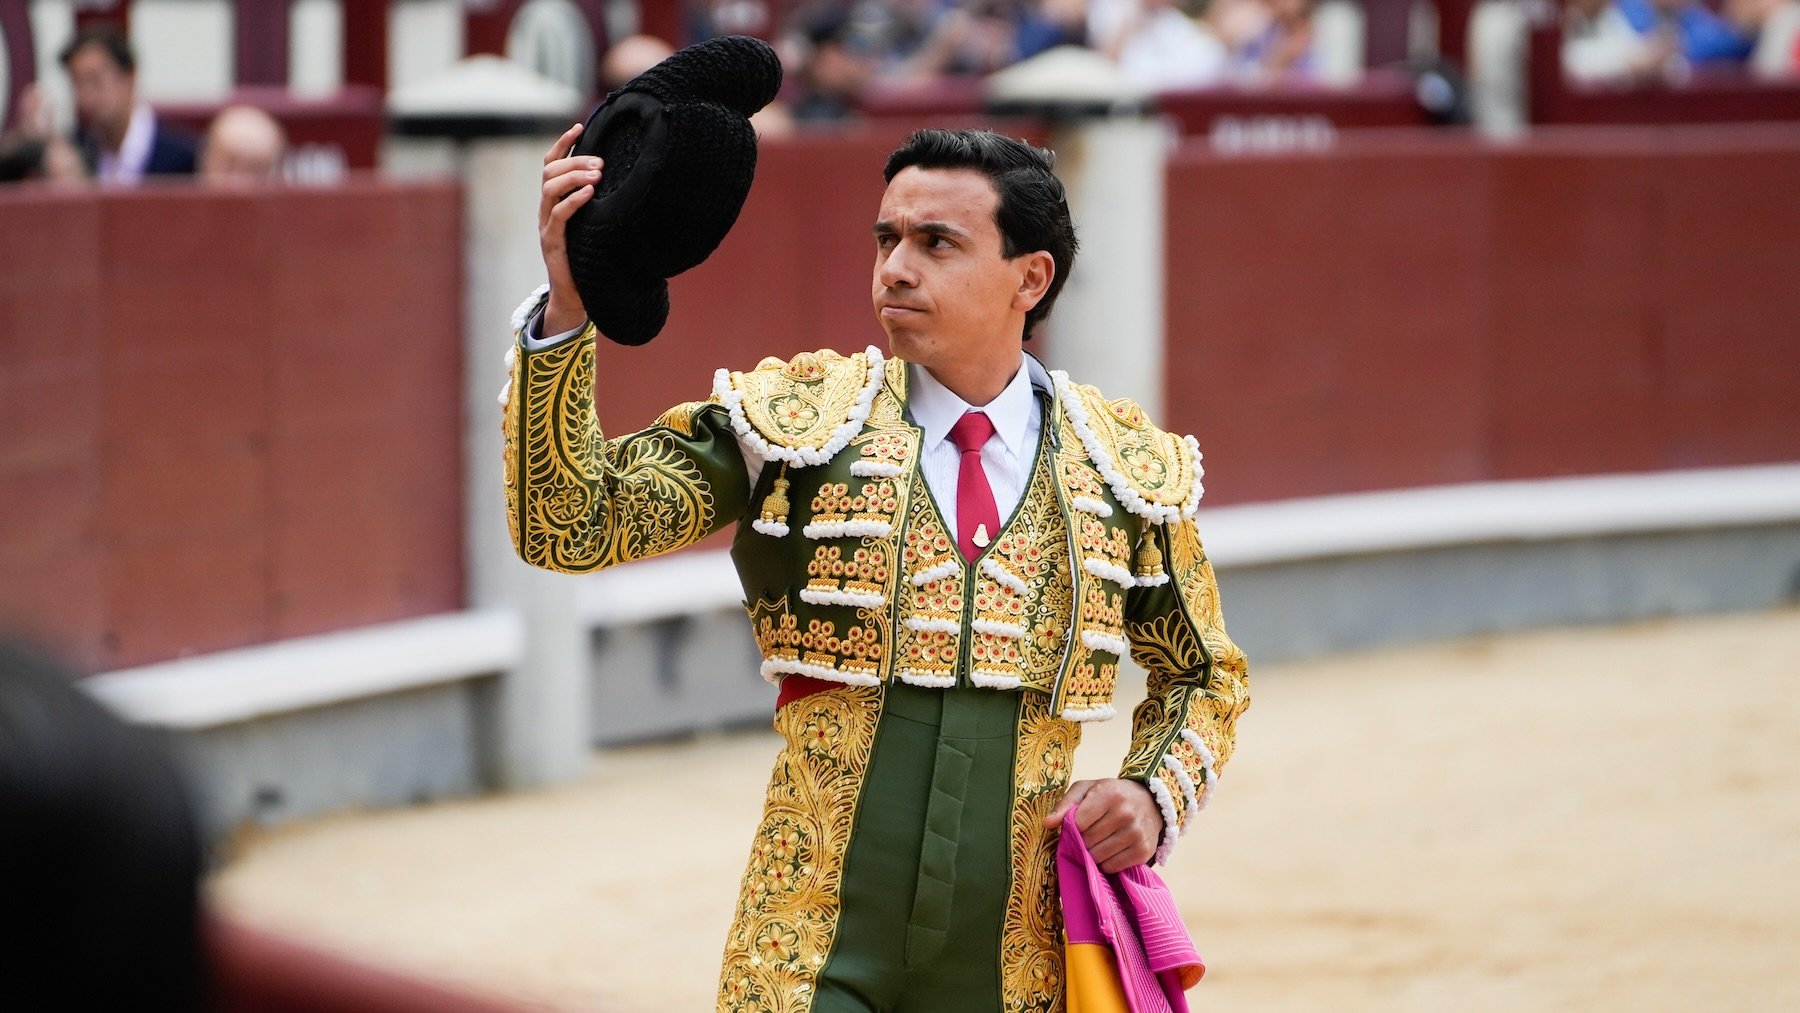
211, 610, 1800, 1011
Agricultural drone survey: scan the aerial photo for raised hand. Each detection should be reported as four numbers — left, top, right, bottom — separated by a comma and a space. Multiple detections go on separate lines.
539, 122, 599, 336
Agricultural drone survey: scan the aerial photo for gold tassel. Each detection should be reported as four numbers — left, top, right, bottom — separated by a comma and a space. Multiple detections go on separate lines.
1135, 533, 1165, 582
760, 468, 791, 527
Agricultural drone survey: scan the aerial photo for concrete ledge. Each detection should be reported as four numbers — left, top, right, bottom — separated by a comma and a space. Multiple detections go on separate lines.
1199, 464, 1800, 567
85, 610, 524, 730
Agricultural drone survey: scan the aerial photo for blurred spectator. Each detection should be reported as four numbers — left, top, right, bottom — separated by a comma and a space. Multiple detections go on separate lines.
894, 0, 1022, 79
1015, 0, 1090, 59
200, 105, 287, 185
2, 84, 88, 185
1089, 0, 1230, 89
1231, 0, 1320, 83
1729, 0, 1800, 77
1564, 0, 1682, 83
1616, 0, 1755, 68
601, 33, 677, 91
59, 24, 198, 184
0, 133, 88, 185
792, 11, 878, 121
1, 641, 208, 1008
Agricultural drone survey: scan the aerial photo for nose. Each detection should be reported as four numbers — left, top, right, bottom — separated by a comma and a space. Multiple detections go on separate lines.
877, 242, 917, 290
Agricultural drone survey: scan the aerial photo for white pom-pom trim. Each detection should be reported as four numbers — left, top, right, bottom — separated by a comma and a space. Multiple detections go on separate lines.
905, 616, 960, 634
713, 346, 884, 468
1081, 629, 1129, 656
802, 519, 893, 540
760, 658, 881, 687
1052, 370, 1203, 524
751, 519, 790, 537
980, 557, 1028, 595
497, 379, 512, 407
1071, 495, 1113, 517
1179, 728, 1220, 810
1134, 571, 1171, 588
800, 587, 887, 609
1083, 557, 1137, 588
1058, 702, 1118, 723
510, 283, 551, 333
971, 618, 1026, 639
503, 345, 518, 367
971, 669, 1023, 689
897, 668, 957, 688
1163, 753, 1201, 828
911, 560, 961, 587
1147, 775, 1182, 866
850, 460, 904, 478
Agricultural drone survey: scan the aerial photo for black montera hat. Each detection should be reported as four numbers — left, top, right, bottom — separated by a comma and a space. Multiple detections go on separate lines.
565, 35, 782, 345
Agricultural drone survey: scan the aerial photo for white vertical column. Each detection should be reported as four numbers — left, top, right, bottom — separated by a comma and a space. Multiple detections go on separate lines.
1045, 115, 1166, 420
390, 57, 589, 789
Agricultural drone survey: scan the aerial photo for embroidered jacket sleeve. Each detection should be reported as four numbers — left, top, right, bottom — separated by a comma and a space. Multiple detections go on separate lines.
499, 300, 751, 573
1118, 518, 1249, 864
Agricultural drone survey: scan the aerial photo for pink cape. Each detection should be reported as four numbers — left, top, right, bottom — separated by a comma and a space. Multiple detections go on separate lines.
1057, 810, 1205, 1012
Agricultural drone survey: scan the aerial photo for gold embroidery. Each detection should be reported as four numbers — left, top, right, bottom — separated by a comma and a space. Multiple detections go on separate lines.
1001, 691, 1081, 1012
508, 336, 718, 572
733, 348, 877, 453
652, 400, 709, 438
718, 686, 883, 1011
1066, 382, 1201, 515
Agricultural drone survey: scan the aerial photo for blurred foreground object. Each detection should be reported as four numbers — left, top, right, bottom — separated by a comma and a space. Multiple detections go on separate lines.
1, 641, 208, 1007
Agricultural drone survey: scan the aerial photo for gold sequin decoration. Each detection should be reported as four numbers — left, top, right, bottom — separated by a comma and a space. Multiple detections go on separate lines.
734, 348, 876, 453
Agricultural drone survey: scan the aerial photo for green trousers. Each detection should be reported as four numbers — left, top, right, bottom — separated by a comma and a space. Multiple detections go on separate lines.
811, 682, 1024, 1012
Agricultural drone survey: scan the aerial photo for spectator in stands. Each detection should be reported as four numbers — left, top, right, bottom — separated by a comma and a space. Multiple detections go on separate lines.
1564, 0, 1682, 83
1231, 0, 1320, 83
601, 33, 677, 91
892, 0, 1022, 79
2, 83, 89, 184
1014, 0, 1090, 59
199, 105, 287, 185
791, 11, 878, 121
1088, 0, 1231, 90
59, 24, 197, 184
1616, 0, 1755, 68
1728, 0, 1800, 77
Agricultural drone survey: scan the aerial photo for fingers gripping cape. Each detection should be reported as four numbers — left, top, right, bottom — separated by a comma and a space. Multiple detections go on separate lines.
564, 36, 783, 346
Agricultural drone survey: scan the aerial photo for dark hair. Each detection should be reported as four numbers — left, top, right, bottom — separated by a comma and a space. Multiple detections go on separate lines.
883, 129, 1078, 340
59, 24, 136, 75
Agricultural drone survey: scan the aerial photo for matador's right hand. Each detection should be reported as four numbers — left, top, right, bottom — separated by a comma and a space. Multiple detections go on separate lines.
539, 123, 598, 336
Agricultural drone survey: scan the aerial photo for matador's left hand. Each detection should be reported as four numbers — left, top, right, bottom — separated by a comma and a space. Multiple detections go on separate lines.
1044, 778, 1161, 873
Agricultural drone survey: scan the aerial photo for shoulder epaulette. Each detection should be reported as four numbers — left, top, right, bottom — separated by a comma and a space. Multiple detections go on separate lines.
713, 346, 885, 467
1051, 370, 1204, 524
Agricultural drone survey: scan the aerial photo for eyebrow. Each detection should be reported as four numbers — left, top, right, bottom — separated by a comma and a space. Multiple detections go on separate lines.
872, 220, 970, 242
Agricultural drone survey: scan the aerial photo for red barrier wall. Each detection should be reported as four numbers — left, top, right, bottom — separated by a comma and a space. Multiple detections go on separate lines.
0, 180, 464, 671
1163, 126, 1800, 505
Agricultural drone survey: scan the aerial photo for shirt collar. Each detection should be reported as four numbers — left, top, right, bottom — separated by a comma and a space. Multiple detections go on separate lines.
907, 354, 1042, 457
100, 104, 156, 184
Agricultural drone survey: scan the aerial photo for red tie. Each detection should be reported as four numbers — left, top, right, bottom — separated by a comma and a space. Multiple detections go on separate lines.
949, 411, 1001, 562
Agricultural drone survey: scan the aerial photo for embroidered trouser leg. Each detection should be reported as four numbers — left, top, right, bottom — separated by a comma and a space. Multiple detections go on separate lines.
810, 682, 1020, 1012
717, 684, 1078, 1013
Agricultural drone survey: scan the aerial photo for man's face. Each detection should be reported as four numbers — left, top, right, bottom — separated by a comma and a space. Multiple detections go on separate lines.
872, 167, 1035, 372
67, 45, 134, 135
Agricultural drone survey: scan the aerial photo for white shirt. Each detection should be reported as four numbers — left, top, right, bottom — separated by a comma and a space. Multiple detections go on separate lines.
524, 309, 1048, 526
97, 103, 156, 185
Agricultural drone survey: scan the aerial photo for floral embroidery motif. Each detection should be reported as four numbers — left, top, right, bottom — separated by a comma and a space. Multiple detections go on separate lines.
1001, 691, 1081, 1012
717, 347, 885, 467
505, 333, 719, 572
1051, 371, 1203, 524
718, 685, 883, 1011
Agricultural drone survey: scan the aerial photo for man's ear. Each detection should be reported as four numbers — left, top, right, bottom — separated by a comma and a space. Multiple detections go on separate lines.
1013, 250, 1054, 313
